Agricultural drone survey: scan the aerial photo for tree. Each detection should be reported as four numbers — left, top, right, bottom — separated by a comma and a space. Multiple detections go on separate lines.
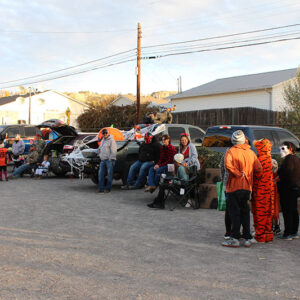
280, 68, 300, 135
77, 103, 159, 132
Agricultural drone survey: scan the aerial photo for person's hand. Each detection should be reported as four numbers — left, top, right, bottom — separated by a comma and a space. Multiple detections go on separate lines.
154, 164, 159, 170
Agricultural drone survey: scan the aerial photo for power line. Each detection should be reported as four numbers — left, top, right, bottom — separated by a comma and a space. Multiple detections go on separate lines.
0, 58, 136, 89
142, 36, 300, 59
142, 23, 300, 48
0, 48, 136, 85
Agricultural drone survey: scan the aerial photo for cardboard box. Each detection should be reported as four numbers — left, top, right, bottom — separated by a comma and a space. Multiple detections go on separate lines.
198, 183, 218, 209
205, 168, 221, 184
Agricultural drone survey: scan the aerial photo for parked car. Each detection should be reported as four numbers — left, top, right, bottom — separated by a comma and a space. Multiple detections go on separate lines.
0, 124, 41, 154
65, 123, 205, 184
202, 125, 300, 154
37, 119, 98, 176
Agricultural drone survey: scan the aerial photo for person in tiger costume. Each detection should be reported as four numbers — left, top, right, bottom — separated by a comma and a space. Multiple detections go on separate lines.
252, 138, 274, 243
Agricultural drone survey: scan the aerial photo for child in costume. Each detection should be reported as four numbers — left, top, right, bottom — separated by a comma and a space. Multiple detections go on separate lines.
0, 140, 9, 181
252, 139, 274, 243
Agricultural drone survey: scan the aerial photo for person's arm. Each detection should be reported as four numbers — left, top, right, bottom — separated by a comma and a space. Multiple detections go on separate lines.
20, 140, 25, 153
109, 139, 117, 160
225, 150, 243, 177
187, 144, 199, 166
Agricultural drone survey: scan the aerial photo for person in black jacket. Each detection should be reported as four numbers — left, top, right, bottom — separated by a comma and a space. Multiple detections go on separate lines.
121, 133, 161, 190
277, 141, 300, 240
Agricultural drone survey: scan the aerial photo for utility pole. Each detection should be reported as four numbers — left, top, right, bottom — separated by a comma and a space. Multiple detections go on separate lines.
136, 22, 142, 124
177, 76, 182, 93
28, 87, 32, 124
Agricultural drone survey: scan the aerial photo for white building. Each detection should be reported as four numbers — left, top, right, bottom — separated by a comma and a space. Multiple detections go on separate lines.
170, 68, 298, 112
0, 90, 89, 127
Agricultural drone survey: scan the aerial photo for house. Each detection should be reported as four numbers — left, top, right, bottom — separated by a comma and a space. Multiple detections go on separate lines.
110, 94, 170, 108
170, 68, 298, 113
0, 90, 89, 127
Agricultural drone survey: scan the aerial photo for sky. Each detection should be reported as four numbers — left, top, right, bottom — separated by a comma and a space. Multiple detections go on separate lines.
0, 0, 299, 95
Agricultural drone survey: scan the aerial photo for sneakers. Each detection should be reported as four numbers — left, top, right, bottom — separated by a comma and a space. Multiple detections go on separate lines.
224, 232, 231, 240
121, 185, 129, 190
147, 202, 164, 209
291, 233, 299, 239
244, 239, 252, 248
98, 190, 104, 194
104, 190, 110, 193
280, 235, 293, 241
221, 238, 240, 248
145, 186, 156, 193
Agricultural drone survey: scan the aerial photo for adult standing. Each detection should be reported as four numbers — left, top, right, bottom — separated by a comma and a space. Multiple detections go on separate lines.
97, 129, 117, 194
121, 133, 161, 190
178, 133, 200, 171
277, 141, 300, 240
11, 134, 25, 168
145, 134, 176, 193
251, 139, 274, 243
222, 130, 262, 248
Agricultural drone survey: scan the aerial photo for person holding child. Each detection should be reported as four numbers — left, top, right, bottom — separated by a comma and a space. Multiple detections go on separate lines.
35, 155, 50, 179
147, 153, 189, 209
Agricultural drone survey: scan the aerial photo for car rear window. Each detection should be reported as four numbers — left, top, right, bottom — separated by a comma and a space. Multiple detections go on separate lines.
253, 130, 276, 146
203, 127, 237, 147
277, 130, 300, 148
24, 126, 38, 137
189, 127, 204, 143
168, 126, 186, 143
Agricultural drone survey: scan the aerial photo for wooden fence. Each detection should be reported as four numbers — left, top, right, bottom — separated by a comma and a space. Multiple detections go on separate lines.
172, 107, 282, 130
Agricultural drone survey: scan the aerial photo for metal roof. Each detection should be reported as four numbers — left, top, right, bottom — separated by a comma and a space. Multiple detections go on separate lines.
171, 68, 298, 99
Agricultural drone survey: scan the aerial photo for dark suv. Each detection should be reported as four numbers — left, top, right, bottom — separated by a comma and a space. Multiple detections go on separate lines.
203, 125, 300, 154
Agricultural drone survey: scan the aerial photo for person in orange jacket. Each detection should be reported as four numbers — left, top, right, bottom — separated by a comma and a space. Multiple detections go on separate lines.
0, 140, 9, 181
222, 130, 263, 248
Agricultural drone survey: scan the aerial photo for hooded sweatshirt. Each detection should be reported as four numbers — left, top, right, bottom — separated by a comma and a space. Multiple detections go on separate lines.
12, 139, 25, 156
225, 144, 262, 193
97, 135, 117, 160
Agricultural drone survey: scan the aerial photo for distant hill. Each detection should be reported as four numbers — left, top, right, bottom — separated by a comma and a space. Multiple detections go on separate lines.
64, 91, 176, 106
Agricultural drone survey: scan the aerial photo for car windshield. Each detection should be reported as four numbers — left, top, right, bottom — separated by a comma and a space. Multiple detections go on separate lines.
0, 126, 6, 133
203, 127, 237, 147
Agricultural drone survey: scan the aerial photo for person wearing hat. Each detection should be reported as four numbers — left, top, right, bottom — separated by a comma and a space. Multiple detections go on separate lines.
10, 144, 39, 178
11, 134, 25, 165
147, 153, 189, 209
97, 128, 117, 193
222, 130, 262, 248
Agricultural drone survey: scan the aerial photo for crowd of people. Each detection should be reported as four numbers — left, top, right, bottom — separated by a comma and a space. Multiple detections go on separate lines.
1, 128, 299, 248
0, 134, 50, 180
220, 130, 299, 248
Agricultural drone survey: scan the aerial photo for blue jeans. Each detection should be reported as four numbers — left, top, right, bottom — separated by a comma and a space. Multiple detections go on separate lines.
98, 159, 115, 192
12, 163, 33, 177
147, 165, 168, 187
127, 160, 154, 187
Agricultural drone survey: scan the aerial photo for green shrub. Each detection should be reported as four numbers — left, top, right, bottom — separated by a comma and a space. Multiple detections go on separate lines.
198, 147, 223, 183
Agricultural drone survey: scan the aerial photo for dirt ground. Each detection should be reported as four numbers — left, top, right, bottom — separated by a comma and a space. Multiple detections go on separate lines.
0, 174, 299, 300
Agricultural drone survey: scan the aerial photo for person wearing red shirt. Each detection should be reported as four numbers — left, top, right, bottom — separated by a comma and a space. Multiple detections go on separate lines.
145, 134, 177, 193
0, 140, 9, 181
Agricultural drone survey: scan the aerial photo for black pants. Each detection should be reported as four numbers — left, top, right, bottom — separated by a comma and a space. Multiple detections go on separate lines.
279, 187, 299, 236
224, 193, 231, 234
227, 190, 251, 240
154, 183, 180, 206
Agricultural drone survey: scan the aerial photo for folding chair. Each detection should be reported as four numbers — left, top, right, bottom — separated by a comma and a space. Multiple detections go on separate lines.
160, 166, 200, 211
